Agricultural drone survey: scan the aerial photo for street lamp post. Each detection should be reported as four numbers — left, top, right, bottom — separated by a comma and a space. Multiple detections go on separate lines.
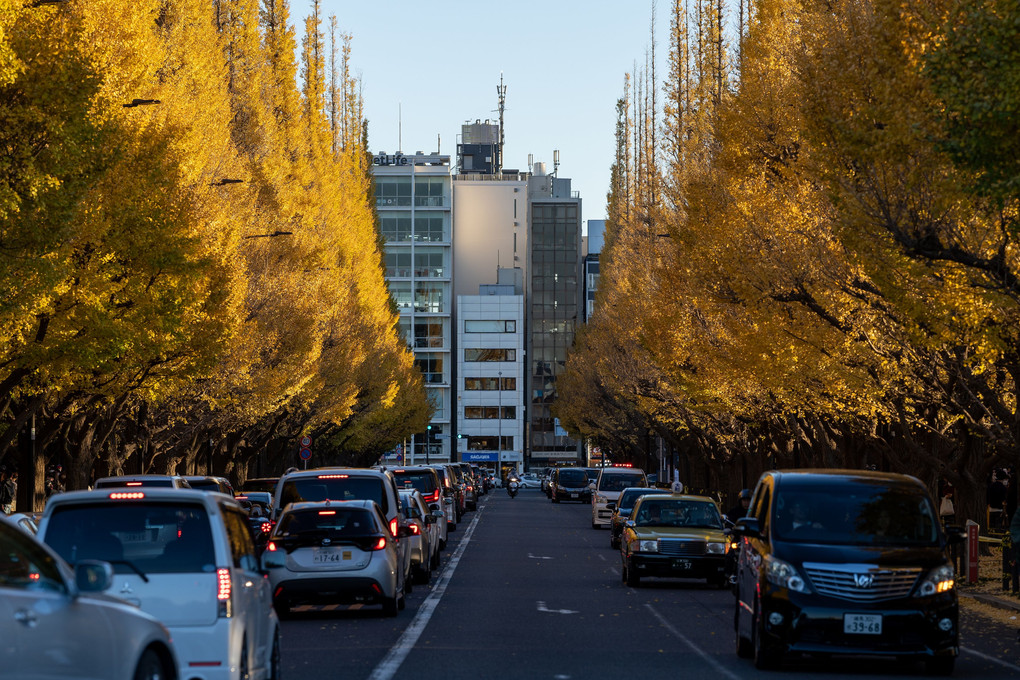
497, 371, 502, 480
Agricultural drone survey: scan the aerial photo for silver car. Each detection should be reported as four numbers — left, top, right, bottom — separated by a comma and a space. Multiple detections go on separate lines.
0, 515, 180, 679
262, 500, 409, 617
399, 490, 440, 584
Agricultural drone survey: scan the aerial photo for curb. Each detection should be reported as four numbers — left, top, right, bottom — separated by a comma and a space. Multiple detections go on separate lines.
960, 591, 1020, 614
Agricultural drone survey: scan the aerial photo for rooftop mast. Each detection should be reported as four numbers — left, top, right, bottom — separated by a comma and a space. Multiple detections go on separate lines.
497, 73, 506, 174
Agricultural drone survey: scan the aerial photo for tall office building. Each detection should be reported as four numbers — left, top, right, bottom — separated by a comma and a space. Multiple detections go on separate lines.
583, 219, 605, 322
371, 151, 453, 464
526, 165, 583, 467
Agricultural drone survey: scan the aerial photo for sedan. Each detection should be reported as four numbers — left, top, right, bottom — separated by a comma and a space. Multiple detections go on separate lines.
0, 515, 180, 679
620, 494, 730, 588
518, 473, 542, 488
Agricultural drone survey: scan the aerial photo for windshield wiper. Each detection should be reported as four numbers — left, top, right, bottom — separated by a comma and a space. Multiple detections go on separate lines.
106, 559, 150, 583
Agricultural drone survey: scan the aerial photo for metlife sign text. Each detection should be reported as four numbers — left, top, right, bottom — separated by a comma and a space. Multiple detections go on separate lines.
372, 152, 446, 167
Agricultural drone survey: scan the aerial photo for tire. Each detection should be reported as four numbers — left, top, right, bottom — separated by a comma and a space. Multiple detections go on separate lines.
625, 558, 641, 587
610, 535, 619, 550
404, 571, 413, 594
924, 656, 955, 676
273, 599, 293, 621
133, 649, 167, 680
552, 495, 560, 503
752, 599, 782, 670
397, 589, 406, 611
735, 597, 753, 659
592, 521, 599, 529
269, 629, 282, 680
382, 591, 399, 617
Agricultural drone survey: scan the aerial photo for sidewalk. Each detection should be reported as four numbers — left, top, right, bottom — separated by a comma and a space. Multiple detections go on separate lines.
960, 589, 1020, 614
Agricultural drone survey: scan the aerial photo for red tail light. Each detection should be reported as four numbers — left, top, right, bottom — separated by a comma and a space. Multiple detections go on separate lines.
424, 490, 440, 504
318, 510, 336, 515
318, 474, 349, 479
109, 492, 145, 500
216, 568, 233, 618
371, 536, 387, 551
389, 517, 399, 537
409, 524, 420, 535
266, 541, 278, 552
126, 482, 143, 487
260, 521, 272, 533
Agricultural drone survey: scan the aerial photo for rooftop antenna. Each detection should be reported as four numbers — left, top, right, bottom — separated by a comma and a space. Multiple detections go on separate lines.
437, 133, 441, 154
496, 73, 507, 173
398, 103, 402, 153
553, 149, 560, 177
527, 153, 534, 173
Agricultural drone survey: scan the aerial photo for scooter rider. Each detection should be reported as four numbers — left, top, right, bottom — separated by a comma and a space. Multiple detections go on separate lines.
507, 474, 521, 498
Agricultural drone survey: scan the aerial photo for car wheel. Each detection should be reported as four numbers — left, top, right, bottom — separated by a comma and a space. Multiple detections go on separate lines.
592, 520, 599, 529
752, 599, 782, 670
610, 534, 619, 550
404, 571, 413, 593
239, 638, 251, 680
924, 656, 955, 676
133, 648, 167, 680
735, 597, 753, 659
398, 589, 407, 611
273, 599, 293, 621
552, 495, 560, 503
447, 520, 457, 532
269, 629, 282, 680
382, 590, 399, 616
625, 558, 641, 587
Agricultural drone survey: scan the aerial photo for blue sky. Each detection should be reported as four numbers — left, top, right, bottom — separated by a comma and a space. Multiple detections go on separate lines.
299, 0, 668, 223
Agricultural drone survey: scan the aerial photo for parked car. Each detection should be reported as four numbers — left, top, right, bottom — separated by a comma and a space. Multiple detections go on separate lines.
427, 464, 463, 527
0, 515, 181, 680
732, 469, 961, 674
620, 493, 729, 588
92, 474, 192, 489
273, 467, 401, 539
447, 463, 478, 511
591, 466, 648, 529
7, 511, 41, 535
608, 487, 658, 549
184, 475, 235, 496
262, 500, 408, 617
518, 472, 542, 489
38, 488, 280, 680
399, 489, 439, 584
549, 468, 593, 503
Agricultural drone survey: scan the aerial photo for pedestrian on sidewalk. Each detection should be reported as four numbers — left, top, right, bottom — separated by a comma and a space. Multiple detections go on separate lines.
0, 467, 14, 515
1008, 505, 1020, 594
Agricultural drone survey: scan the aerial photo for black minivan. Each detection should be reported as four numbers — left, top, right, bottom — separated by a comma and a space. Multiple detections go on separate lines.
732, 469, 960, 674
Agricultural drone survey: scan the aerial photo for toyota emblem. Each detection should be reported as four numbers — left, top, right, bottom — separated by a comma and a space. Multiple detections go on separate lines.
853, 573, 874, 588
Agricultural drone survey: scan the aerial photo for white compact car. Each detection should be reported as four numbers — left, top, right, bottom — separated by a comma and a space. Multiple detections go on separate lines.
38, 488, 280, 680
591, 466, 649, 529
262, 500, 408, 616
0, 514, 180, 679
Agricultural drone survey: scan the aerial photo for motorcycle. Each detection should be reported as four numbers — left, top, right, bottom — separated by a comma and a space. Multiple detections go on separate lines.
507, 478, 520, 498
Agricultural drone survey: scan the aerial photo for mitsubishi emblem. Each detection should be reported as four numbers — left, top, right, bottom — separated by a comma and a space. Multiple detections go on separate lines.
120, 582, 134, 595
853, 573, 874, 588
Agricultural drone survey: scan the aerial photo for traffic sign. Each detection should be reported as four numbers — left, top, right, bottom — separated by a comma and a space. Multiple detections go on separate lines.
300, 436, 312, 448
299, 447, 312, 460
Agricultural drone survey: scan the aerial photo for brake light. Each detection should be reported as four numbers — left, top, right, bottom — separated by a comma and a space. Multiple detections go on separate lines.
266, 541, 278, 552
395, 469, 405, 473
389, 517, 399, 537
235, 495, 248, 500
318, 474, 349, 479
260, 521, 272, 533
409, 524, 420, 535
466, 485, 473, 492
216, 568, 233, 618
109, 492, 145, 500
126, 482, 143, 486
371, 537, 388, 550
424, 490, 440, 504
318, 510, 336, 515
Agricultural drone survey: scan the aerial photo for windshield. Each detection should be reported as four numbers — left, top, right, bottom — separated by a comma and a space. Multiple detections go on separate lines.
393, 471, 439, 494
557, 470, 589, 485
45, 502, 215, 573
598, 473, 646, 492
280, 476, 388, 514
773, 484, 939, 545
618, 488, 655, 511
634, 499, 723, 529
276, 507, 379, 537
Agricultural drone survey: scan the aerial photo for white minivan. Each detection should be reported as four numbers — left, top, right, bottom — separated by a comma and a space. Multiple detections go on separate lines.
590, 466, 648, 529
39, 488, 280, 680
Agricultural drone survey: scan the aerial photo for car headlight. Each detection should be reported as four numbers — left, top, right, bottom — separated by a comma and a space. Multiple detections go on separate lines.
764, 555, 811, 593
634, 539, 660, 553
705, 541, 726, 555
916, 564, 955, 597
595, 494, 607, 504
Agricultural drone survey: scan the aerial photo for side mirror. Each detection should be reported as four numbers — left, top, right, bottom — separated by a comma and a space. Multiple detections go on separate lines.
606, 503, 616, 511
424, 514, 435, 525
428, 503, 441, 512
588, 482, 596, 489
75, 560, 113, 593
624, 520, 636, 529
732, 517, 761, 539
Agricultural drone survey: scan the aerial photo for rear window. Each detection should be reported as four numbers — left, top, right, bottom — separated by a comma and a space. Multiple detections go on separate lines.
280, 476, 388, 514
45, 502, 215, 574
276, 507, 379, 537
187, 479, 225, 492
241, 479, 278, 494
393, 471, 439, 494
557, 469, 589, 485
774, 483, 939, 546
598, 472, 646, 492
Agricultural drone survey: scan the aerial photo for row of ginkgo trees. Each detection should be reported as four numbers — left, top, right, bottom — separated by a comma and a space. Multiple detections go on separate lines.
0, 0, 431, 504
555, 0, 1020, 524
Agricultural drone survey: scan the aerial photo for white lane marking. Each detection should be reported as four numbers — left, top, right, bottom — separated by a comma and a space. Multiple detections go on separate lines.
367, 506, 483, 680
645, 603, 742, 680
537, 600, 578, 614
961, 645, 1020, 672
597, 553, 606, 561
527, 553, 553, 560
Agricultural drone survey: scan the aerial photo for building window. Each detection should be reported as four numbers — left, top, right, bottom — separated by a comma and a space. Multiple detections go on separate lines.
389, 281, 413, 309
385, 251, 412, 277
466, 436, 514, 451
376, 177, 411, 206
464, 348, 516, 362
414, 284, 444, 313
379, 213, 412, 241
414, 177, 446, 207
414, 215, 446, 242
414, 249, 445, 278
414, 320, 444, 349
464, 377, 516, 390
464, 406, 516, 419
415, 355, 444, 384
464, 320, 516, 333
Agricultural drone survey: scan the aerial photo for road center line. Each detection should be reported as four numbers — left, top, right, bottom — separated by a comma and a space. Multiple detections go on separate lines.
367, 504, 483, 680
644, 603, 742, 680
961, 645, 1020, 672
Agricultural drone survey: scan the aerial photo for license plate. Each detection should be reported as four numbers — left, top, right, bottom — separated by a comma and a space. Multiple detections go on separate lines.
313, 549, 352, 563
672, 558, 692, 570
844, 613, 882, 634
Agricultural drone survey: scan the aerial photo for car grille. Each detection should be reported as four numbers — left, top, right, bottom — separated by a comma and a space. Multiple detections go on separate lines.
658, 539, 705, 557
802, 562, 921, 601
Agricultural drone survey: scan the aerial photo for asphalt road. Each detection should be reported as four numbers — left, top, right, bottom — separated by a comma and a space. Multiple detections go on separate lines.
280, 488, 1020, 679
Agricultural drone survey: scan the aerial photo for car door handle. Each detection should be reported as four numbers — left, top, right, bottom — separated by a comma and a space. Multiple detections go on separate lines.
14, 609, 38, 628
